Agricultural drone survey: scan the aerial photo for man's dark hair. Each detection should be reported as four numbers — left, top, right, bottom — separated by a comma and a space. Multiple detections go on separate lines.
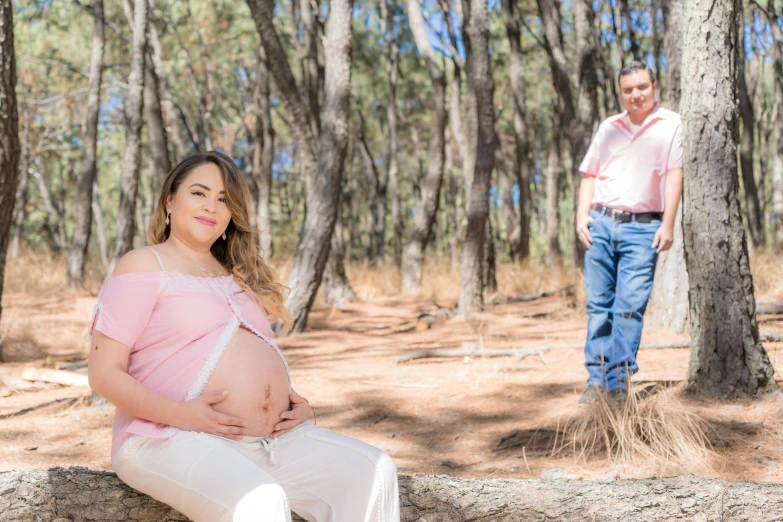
618, 61, 656, 85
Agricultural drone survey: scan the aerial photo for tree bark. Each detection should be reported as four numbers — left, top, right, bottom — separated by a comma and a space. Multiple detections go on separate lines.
401, 0, 447, 295
681, 0, 777, 397
737, 5, 763, 248
144, 56, 172, 187
545, 115, 562, 265
381, 0, 402, 267
0, 0, 19, 363
500, 0, 531, 261
356, 111, 385, 265
67, 0, 104, 286
323, 192, 357, 306
109, 0, 148, 274
147, 20, 189, 162
5, 468, 783, 522
647, 0, 689, 334
661, 0, 683, 111
252, 49, 274, 259
769, 1, 783, 247
9, 111, 29, 260
247, 0, 353, 332
457, 0, 495, 317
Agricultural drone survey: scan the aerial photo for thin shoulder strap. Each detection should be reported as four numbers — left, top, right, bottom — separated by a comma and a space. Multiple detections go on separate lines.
148, 248, 165, 271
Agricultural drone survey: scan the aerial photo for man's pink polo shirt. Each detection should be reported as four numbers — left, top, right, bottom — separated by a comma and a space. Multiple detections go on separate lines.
579, 103, 683, 213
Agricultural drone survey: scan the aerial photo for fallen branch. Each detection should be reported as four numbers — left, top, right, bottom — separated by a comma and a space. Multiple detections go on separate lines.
3, 467, 783, 521
0, 397, 80, 420
19, 368, 89, 387
757, 301, 783, 315
398, 332, 783, 363
485, 284, 575, 305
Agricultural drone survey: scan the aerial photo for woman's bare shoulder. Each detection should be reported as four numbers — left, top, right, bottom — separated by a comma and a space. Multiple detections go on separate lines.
112, 248, 163, 277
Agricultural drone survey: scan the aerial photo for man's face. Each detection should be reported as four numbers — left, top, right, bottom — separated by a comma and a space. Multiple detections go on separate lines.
619, 69, 656, 117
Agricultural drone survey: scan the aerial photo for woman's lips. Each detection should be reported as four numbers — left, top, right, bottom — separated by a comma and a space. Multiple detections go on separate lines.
195, 217, 216, 226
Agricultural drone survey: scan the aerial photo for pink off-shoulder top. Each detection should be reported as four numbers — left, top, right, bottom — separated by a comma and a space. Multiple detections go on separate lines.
88, 249, 291, 456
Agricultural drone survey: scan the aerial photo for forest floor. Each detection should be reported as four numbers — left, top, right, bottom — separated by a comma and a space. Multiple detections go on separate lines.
3, 253, 783, 483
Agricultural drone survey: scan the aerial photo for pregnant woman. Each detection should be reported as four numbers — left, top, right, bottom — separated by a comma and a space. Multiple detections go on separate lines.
87, 152, 399, 522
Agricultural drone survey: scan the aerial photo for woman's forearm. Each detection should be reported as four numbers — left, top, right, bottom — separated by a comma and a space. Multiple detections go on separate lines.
90, 368, 183, 427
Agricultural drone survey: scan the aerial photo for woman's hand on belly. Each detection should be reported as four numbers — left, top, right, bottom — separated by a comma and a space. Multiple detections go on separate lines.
272, 390, 314, 438
172, 391, 247, 439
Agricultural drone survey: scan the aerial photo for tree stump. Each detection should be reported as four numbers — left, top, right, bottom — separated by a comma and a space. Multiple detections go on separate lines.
2, 467, 783, 521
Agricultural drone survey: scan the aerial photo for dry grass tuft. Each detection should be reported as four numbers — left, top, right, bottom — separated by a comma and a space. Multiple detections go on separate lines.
555, 383, 716, 476
751, 250, 783, 302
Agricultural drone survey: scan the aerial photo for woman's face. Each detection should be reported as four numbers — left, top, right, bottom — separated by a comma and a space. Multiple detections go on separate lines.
166, 163, 232, 247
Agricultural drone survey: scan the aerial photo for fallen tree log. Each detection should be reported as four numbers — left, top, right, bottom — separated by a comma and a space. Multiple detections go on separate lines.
2, 467, 782, 521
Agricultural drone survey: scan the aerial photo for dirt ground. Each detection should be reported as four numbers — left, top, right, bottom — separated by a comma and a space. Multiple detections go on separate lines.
3, 280, 783, 483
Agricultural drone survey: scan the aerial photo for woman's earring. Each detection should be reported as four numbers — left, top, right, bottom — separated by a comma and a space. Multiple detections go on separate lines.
166, 213, 170, 226
222, 232, 227, 241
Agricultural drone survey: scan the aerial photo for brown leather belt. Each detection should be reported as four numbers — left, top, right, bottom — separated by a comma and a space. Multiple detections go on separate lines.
591, 204, 662, 223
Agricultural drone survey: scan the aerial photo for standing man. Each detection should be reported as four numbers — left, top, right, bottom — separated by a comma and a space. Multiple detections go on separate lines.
576, 62, 683, 405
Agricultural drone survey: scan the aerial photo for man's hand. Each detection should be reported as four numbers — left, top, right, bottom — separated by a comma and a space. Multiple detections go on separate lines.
576, 213, 594, 249
651, 223, 674, 253
271, 390, 314, 438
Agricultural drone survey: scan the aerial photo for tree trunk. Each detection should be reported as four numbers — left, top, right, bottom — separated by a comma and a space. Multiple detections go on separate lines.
445, 128, 460, 270
500, 0, 531, 261
482, 217, 497, 294
247, 0, 353, 332
769, 1, 783, 247
92, 180, 108, 267
682, 0, 777, 397
109, 0, 148, 274
401, 0, 447, 295
382, 0, 402, 267
9, 112, 29, 260
5, 468, 783, 522
457, 0, 495, 317
571, 0, 598, 264
737, 5, 763, 248
661, 0, 683, 111
648, 0, 689, 333
545, 119, 562, 265
253, 49, 274, 259
144, 57, 172, 187
147, 22, 189, 162
323, 193, 357, 306
356, 111, 385, 265
67, 0, 104, 286
496, 151, 518, 259
0, 0, 19, 363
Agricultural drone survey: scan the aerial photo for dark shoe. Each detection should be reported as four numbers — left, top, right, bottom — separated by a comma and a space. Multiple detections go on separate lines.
608, 388, 628, 406
578, 386, 601, 405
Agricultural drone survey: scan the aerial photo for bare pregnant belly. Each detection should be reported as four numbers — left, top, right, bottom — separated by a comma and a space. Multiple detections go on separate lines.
202, 327, 290, 437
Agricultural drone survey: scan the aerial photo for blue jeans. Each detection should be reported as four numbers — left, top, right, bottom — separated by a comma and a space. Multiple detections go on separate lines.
583, 209, 659, 392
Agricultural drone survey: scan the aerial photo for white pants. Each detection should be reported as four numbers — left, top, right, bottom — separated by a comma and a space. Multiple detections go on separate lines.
112, 424, 400, 522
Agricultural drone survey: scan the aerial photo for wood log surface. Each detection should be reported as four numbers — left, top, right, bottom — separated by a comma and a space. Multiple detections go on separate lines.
2, 467, 783, 521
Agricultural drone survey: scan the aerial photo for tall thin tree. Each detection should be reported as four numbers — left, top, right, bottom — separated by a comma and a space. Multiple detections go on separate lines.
68, 0, 105, 285
682, 0, 776, 397
647, 0, 689, 334
252, 48, 274, 258
401, 0, 447, 295
458, 0, 495, 316
247, 0, 354, 331
737, 4, 764, 247
109, 0, 148, 273
0, 0, 20, 362
768, 1, 783, 247
500, 0, 532, 261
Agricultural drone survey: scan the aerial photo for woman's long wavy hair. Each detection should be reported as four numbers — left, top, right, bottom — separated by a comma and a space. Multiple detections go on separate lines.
148, 151, 292, 332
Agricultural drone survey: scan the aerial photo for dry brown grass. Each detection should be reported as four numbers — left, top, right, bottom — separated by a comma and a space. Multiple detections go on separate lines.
751, 250, 783, 302
555, 383, 717, 477
4, 247, 779, 306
